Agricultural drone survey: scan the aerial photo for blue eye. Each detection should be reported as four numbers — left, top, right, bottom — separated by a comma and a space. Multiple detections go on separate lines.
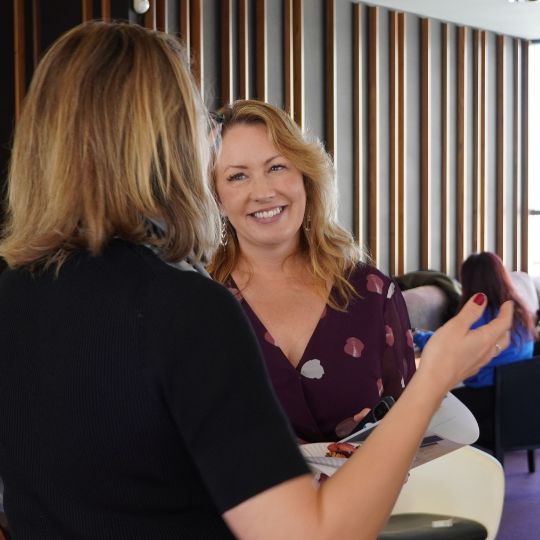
269, 164, 285, 172
228, 172, 246, 182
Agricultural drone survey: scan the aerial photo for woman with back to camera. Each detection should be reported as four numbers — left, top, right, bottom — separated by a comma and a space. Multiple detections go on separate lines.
0, 21, 512, 540
209, 100, 416, 442
451, 251, 537, 448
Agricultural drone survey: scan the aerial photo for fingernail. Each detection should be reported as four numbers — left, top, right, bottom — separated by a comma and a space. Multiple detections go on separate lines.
473, 293, 485, 306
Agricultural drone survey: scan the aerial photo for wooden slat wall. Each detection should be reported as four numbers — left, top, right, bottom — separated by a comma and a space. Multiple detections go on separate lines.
325, 0, 336, 159
480, 31, 487, 252
456, 26, 466, 275
420, 18, 431, 269
101, 0, 111, 22
521, 40, 529, 272
5, 0, 532, 277
156, 0, 167, 32
397, 12, 406, 275
283, 0, 294, 116
13, 0, 25, 122
472, 30, 481, 253
238, 0, 249, 100
513, 39, 521, 270
255, 0, 267, 102
497, 35, 506, 261
31, 0, 40, 68
292, 0, 303, 129
81, 0, 93, 22
144, 1, 156, 29
220, 0, 233, 105
179, 0, 190, 56
352, 4, 363, 247
441, 24, 450, 275
389, 11, 398, 275
190, 0, 203, 92
367, 6, 379, 264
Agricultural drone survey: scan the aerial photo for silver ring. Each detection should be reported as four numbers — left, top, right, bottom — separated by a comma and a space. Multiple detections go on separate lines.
494, 343, 502, 354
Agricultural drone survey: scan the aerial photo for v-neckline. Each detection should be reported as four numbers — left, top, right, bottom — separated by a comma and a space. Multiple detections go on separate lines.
228, 276, 328, 370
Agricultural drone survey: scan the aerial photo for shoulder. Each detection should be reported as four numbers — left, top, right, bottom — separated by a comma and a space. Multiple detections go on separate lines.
349, 263, 394, 296
98, 239, 240, 316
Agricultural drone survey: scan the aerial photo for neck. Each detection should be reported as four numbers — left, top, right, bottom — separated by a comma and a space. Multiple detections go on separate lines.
234, 239, 306, 282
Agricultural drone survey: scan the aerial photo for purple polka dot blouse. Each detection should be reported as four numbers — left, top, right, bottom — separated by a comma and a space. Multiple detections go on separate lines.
227, 264, 416, 442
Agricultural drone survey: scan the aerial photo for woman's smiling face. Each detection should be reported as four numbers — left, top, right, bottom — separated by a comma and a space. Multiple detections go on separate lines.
214, 123, 307, 253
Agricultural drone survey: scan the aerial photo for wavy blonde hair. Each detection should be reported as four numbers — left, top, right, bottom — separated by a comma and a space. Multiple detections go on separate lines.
207, 100, 365, 310
0, 21, 220, 270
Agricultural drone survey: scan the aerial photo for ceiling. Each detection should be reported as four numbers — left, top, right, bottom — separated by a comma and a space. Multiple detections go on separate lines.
361, 0, 540, 40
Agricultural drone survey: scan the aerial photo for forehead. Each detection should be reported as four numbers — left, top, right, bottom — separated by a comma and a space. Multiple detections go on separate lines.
218, 123, 280, 166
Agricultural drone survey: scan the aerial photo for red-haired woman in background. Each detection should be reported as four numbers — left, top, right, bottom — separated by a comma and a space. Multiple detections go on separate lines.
452, 251, 538, 448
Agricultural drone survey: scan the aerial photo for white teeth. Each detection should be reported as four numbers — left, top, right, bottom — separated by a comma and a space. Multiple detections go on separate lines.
252, 206, 283, 219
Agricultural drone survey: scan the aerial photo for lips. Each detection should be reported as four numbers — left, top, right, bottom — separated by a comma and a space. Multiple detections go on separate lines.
249, 205, 285, 219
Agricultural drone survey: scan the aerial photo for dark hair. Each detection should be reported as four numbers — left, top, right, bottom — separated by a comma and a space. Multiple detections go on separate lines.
459, 252, 538, 344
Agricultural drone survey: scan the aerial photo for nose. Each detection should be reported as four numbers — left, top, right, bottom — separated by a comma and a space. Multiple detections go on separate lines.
250, 172, 276, 201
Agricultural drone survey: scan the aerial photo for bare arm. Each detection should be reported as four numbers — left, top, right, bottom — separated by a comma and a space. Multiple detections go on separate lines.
223, 295, 513, 540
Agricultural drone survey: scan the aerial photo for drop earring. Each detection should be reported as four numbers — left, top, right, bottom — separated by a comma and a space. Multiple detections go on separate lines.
220, 217, 228, 246
304, 213, 311, 233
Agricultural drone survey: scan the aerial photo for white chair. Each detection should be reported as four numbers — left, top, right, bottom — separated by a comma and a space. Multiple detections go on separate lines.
387, 445, 504, 540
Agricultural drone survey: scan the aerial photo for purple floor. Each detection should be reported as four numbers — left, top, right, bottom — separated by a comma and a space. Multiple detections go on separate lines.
496, 450, 540, 539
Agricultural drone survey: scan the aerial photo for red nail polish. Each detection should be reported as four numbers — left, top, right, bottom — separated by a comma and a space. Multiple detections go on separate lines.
473, 293, 485, 306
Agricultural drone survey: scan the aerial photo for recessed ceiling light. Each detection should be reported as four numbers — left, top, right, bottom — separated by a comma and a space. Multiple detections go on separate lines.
507, 0, 539, 3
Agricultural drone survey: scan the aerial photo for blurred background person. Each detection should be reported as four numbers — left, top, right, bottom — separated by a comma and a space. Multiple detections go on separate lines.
413, 251, 536, 449
452, 251, 537, 448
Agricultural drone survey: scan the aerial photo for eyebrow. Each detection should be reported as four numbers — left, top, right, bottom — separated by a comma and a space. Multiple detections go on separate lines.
223, 154, 283, 172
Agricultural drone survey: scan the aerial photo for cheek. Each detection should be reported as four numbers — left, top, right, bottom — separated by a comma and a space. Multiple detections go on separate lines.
216, 187, 242, 218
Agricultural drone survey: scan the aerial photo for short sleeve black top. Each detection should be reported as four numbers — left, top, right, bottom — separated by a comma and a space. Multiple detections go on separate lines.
0, 239, 308, 539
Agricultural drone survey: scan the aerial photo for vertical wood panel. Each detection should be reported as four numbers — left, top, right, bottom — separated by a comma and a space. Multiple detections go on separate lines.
325, 0, 336, 159
255, 0, 267, 101
456, 26, 466, 275
292, 0, 303, 128
513, 39, 521, 270
156, 0, 167, 32
389, 11, 398, 275
179, 0, 190, 56
353, 4, 363, 246
14, 0, 25, 122
31, 0, 41, 68
496, 35, 505, 260
284, 0, 293, 115
82, 0, 93, 21
220, 0, 233, 105
420, 18, 431, 269
441, 24, 449, 275
397, 12, 405, 274
190, 0, 203, 91
472, 30, 481, 252
144, 1, 156, 29
101, 0, 111, 22
521, 40, 529, 272
480, 31, 487, 251
238, 0, 249, 99
368, 6, 379, 264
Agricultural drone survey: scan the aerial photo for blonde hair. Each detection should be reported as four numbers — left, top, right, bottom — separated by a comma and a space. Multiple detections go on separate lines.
1, 21, 220, 270
207, 100, 364, 310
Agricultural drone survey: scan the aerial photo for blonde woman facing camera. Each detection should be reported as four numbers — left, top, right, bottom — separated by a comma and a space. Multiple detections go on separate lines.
0, 22, 512, 540
209, 100, 416, 442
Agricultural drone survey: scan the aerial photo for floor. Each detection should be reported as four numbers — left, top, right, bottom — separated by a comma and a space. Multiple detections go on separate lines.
496, 450, 540, 539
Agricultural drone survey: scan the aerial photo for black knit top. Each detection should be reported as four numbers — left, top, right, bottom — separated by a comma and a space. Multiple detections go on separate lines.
0, 239, 308, 539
